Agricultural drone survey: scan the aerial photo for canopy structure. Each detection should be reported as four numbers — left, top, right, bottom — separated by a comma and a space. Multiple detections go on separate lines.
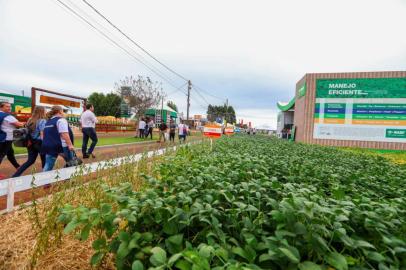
145, 104, 178, 124
277, 97, 295, 111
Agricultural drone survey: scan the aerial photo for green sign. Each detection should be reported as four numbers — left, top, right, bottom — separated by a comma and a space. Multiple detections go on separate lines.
316, 78, 406, 98
386, 129, 406, 139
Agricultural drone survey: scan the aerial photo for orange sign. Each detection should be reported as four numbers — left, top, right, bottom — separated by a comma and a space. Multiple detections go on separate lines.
39, 95, 81, 108
224, 127, 234, 135
203, 124, 222, 138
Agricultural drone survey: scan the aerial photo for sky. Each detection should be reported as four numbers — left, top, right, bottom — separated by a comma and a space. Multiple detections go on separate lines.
1, 0, 405, 129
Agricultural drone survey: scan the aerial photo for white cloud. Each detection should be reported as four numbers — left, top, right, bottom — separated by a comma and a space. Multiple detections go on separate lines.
0, 0, 405, 127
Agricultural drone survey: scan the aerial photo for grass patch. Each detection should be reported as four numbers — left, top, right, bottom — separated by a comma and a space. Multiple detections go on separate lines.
13, 135, 159, 155
342, 147, 406, 164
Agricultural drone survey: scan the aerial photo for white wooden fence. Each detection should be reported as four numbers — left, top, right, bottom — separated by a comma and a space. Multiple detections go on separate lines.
1, 142, 198, 213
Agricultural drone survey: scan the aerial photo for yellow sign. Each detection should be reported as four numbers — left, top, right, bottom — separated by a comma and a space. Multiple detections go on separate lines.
39, 95, 81, 108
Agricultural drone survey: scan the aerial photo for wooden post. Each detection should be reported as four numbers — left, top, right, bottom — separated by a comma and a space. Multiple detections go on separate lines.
6, 178, 15, 212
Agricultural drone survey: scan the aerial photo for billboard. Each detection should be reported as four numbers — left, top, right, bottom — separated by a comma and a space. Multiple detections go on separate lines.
32, 88, 85, 115
313, 78, 406, 142
0, 92, 31, 113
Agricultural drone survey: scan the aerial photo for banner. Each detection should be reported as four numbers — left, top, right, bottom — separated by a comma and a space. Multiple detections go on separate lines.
203, 124, 222, 138
313, 78, 406, 142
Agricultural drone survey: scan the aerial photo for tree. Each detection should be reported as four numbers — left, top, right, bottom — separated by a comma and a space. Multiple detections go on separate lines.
88, 92, 122, 117
167, 100, 178, 112
116, 75, 164, 119
207, 104, 236, 124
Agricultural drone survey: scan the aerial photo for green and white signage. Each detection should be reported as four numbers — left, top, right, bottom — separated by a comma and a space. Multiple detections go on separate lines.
313, 77, 406, 143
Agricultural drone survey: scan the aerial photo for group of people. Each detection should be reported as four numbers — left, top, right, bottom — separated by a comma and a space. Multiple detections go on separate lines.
137, 117, 189, 143
137, 117, 155, 139
0, 102, 98, 179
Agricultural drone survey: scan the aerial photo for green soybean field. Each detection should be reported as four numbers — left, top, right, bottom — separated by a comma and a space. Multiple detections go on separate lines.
59, 136, 406, 270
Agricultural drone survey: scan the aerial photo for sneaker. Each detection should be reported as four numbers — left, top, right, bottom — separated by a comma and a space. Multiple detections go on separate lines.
83, 154, 90, 159
90, 153, 96, 158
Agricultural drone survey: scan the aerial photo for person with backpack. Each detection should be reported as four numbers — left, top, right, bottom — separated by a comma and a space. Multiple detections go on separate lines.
178, 120, 189, 143
0, 102, 24, 178
12, 106, 47, 177
158, 121, 168, 142
41, 105, 75, 171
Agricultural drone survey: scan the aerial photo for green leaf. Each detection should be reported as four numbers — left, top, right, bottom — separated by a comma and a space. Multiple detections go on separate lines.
258, 253, 272, 262
168, 253, 183, 266
325, 252, 348, 270
367, 252, 385, 262
150, 247, 167, 266
92, 238, 106, 250
63, 218, 79, 234
168, 234, 183, 246
101, 203, 112, 215
355, 240, 375, 249
175, 259, 192, 270
131, 260, 144, 270
90, 251, 104, 266
80, 223, 92, 241
232, 247, 247, 260
199, 245, 214, 259
279, 247, 300, 264
299, 261, 322, 270
118, 231, 131, 242
117, 242, 130, 259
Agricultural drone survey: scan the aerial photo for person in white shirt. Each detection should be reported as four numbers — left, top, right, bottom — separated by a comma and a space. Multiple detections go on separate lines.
147, 118, 154, 139
138, 118, 146, 138
80, 103, 98, 158
0, 102, 24, 176
178, 120, 189, 143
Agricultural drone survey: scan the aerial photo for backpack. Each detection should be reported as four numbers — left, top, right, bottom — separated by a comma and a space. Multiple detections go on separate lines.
13, 128, 30, 147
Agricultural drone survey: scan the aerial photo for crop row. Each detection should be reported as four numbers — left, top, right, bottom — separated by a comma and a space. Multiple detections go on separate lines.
59, 136, 406, 269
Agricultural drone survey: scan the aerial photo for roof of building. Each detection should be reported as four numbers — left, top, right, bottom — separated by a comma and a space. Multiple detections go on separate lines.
277, 96, 295, 111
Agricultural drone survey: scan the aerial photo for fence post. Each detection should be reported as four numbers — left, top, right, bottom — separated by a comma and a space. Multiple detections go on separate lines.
6, 178, 15, 212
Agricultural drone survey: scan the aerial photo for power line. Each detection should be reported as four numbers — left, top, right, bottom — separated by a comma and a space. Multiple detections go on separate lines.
80, 0, 227, 107
192, 85, 211, 105
167, 82, 188, 96
193, 84, 226, 102
54, 0, 224, 113
81, 0, 189, 82
54, 0, 184, 92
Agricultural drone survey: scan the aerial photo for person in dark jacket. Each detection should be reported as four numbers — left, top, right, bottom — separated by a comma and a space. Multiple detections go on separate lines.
42, 106, 75, 171
169, 119, 176, 143
12, 106, 47, 177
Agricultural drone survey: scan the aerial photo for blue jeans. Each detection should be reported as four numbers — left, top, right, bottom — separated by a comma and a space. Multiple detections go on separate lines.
82, 128, 98, 156
43, 147, 73, 171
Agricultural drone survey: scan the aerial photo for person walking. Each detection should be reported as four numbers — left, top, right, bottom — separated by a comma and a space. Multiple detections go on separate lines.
80, 103, 98, 159
147, 118, 154, 139
138, 117, 146, 138
12, 106, 47, 177
41, 106, 75, 171
158, 121, 168, 142
0, 102, 23, 178
178, 120, 188, 143
169, 119, 176, 143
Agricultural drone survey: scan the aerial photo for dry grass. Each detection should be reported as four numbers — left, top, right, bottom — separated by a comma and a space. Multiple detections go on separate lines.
0, 144, 180, 270
0, 208, 115, 270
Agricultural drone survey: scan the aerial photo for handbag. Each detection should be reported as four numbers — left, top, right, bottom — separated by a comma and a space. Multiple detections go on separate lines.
64, 150, 83, 168
13, 128, 30, 148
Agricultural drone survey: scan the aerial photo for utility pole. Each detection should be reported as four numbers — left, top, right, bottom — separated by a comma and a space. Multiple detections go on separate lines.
224, 98, 228, 124
186, 80, 191, 121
